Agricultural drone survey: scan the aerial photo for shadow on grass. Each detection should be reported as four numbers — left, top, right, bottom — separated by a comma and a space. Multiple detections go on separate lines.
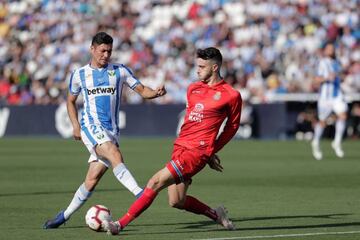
113, 213, 360, 236
133, 213, 351, 228
239, 213, 351, 222
40, 213, 360, 236
61, 225, 138, 233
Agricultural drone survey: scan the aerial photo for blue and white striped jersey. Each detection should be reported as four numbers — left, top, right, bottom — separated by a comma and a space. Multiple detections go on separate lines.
69, 63, 140, 134
317, 57, 342, 100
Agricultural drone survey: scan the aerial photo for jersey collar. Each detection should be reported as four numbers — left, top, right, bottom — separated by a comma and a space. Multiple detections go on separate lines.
88, 63, 108, 71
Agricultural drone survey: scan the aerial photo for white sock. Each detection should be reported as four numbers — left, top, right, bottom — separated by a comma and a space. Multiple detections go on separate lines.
334, 119, 345, 145
313, 123, 324, 143
113, 163, 143, 197
64, 183, 92, 220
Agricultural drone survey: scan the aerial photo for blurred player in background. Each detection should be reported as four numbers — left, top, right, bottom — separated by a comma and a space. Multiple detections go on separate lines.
311, 42, 347, 160
43, 32, 166, 229
103, 47, 242, 235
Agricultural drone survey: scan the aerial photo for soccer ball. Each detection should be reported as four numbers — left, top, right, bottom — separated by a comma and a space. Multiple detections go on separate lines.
85, 205, 112, 231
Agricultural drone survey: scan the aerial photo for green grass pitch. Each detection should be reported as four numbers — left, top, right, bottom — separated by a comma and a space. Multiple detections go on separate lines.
0, 138, 360, 240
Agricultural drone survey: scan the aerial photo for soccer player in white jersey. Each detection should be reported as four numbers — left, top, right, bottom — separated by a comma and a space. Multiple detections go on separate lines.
311, 42, 347, 160
44, 32, 166, 229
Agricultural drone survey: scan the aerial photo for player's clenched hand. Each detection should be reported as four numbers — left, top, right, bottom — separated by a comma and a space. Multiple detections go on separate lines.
207, 154, 223, 172
156, 85, 166, 97
73, 126, 81, 141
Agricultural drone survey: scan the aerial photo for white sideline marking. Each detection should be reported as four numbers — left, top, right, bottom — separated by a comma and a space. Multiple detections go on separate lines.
192, 230, 360, 240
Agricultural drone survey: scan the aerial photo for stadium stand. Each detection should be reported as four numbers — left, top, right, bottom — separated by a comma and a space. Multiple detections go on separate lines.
0, 0, 359, 105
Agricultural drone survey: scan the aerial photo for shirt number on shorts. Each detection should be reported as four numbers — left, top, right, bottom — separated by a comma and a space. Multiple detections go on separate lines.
90, 125, 105, 140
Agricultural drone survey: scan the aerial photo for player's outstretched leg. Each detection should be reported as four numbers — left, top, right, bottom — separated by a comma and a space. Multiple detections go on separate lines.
96, 142, 143, 197
214, 205, 236, 230
43, 211, 66, 229
43, 163, 105, 229
43, 182, 92, 229
103, 187, 158, 235
103, 168, 174, 235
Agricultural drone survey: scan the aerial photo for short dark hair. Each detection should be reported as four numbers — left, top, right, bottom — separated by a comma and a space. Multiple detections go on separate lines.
196, 47, 222, 66
91, 32, 113, 46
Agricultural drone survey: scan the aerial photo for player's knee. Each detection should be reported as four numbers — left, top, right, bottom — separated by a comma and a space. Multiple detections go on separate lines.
168, 198, 185, 209
146, 176, 166, 192
146, 177, 159, 190
108, 146, 120, 158
97, 143, 123, 164
107, 149, 124, 167
147, 169, 173, 192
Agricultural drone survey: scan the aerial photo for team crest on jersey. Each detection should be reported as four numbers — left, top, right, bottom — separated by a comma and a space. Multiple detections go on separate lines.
213, 91, 221, 101
194, 103, 204, 112
108, 70, 115, 76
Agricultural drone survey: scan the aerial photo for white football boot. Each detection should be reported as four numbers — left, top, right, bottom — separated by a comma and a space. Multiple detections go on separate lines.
311, 140, 323, 160
102, 220, 121, 235
331, 141, 344, 158
215, 205, 236, 230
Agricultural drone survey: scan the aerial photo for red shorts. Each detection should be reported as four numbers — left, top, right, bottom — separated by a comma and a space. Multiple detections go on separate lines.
166, 145, 209, 184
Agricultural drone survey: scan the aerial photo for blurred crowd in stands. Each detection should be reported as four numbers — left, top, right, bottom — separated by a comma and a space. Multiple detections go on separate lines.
0, 0, 359, 106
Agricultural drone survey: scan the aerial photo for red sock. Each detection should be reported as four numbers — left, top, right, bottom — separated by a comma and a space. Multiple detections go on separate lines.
183, 195, 217, 221
118, 187, 157, 229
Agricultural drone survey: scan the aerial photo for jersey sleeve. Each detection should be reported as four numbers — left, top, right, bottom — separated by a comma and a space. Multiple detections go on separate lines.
213, 91, 242, 154
186, 84, 193, 104
68, 70, 81, 95
121, 64, 141, 90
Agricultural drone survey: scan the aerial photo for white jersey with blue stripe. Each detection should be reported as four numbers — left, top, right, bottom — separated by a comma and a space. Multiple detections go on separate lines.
69, 63, 140, 134
317, 57, 342, 100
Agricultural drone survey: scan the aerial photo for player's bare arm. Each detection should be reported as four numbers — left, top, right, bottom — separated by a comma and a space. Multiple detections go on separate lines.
134, 83, 167, 99
314, 76, 323, 85
315, 73, 336, 84
66, 93, 81, 140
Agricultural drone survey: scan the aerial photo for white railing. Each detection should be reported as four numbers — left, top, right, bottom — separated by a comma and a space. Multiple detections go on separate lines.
256, 93, 360, 103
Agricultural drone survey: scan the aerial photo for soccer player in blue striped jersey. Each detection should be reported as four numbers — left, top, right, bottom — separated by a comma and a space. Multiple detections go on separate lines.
311, 42, 347, 160
44, 32, 166, 229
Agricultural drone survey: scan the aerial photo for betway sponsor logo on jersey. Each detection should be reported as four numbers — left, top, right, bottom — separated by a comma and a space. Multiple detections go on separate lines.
87, 86, 116, 96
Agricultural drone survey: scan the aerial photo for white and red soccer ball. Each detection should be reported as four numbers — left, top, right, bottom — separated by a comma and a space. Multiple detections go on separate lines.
85, 205, 112, 231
